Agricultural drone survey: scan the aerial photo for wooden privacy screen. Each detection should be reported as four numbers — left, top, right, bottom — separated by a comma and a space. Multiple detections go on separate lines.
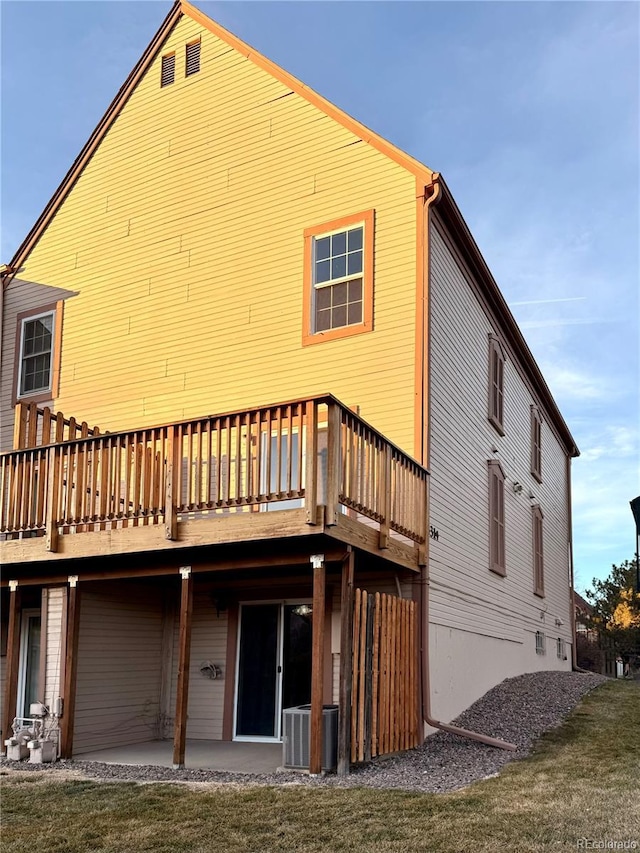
351, 589, 419, 763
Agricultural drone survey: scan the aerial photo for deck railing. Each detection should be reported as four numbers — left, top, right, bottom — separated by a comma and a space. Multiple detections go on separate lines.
13, 401, 102, 450
1, 396, 428, 553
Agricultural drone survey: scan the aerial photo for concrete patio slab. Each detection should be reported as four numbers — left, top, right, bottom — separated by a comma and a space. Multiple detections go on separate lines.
74, 740, 283, 774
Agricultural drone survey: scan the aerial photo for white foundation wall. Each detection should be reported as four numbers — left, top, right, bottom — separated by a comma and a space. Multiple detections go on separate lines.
169, 585, 228, 740
428, 618, 570, 725
74, 582, 164, 753
427, 216, 573, 723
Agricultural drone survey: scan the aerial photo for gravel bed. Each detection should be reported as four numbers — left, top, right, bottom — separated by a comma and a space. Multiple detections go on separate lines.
1, 670, 607, 794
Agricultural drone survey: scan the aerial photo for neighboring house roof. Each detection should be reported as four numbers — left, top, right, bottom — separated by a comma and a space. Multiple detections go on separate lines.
2, 0, 578, 458
574, 590, 594, 618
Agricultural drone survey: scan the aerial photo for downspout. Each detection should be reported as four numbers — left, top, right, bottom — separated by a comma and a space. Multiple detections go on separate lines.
418, 179, 516, 752
567, 454, 578, 670
0, 266, 13, 410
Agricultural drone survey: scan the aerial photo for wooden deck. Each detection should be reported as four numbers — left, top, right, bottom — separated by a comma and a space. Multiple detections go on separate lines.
0, 395, 428, 571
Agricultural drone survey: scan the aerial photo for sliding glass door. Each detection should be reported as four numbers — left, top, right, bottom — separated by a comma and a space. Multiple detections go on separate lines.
235, 602, 313, 740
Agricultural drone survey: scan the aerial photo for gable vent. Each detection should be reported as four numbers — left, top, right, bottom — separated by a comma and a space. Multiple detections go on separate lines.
186, 40, 201, 76
161, 53, 176, 87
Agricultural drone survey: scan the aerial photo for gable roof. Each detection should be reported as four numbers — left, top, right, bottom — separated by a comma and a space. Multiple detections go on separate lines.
2, 1, 578, 457
3, 0, 434, 279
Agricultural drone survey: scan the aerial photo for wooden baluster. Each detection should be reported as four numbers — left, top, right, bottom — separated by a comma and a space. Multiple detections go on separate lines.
55, 412, 64, 443
274, 407, 282, 499
165, 426, 177, 541
112, 435, 122, 519
215, 420, 223, 506
14, 445, 25, 531
285, 404, 293, 496
296, 403, 304, 497
98, 438, 109, 529
132, 437, 142, 526
264, 409, 271, 501
234, 413, 242, 504
42, 407, 52, 446
255, 411, 263, 503
27, 403, 38, 448
244, 411, 252, 503
206, 422, 213, 507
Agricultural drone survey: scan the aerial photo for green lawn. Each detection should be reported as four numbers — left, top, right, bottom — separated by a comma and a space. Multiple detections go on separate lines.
2, 680, 639, 853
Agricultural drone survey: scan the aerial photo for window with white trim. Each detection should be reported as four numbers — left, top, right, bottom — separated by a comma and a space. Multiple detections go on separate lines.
17, 609, 41, 718
312, 225, 364, 332
18, 311, 55, 396
488, 459, 506, 576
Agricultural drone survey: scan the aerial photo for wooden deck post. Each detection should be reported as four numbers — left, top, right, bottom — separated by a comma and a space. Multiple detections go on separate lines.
304, 400, 318, 525
173, 566, 193, 768
309, 554, 326, 775
325, 403, 341, 526
2, 583, 22, 746
337, 548, 355, 775
59, 576, 81, 759
45, 445, 60, 552
13, 403, 27, 450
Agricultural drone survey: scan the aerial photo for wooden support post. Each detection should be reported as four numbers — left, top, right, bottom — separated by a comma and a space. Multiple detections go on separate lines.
309, 554, 326, 775
337, 549, 355, 776
325, 403, 341, 526
59, 577, 81, 759
173, 566, 193, 768
2, 583, 22, 746
304, 400, 318, 525
165, 426, 178, 540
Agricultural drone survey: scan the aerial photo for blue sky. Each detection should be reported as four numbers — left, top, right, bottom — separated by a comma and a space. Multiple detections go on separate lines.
1, 1, 638, 592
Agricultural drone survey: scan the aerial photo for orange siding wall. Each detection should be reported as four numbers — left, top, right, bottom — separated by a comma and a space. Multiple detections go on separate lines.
11, 15, 418, 453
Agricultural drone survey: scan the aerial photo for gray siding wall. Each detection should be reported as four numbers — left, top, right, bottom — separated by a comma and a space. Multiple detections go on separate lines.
169, 584, 228, 741
427, 216, 573, 722
73, 582, 164, 753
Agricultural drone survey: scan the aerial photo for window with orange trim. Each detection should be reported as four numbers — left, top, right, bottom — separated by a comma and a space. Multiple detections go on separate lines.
303, 210, 374, 345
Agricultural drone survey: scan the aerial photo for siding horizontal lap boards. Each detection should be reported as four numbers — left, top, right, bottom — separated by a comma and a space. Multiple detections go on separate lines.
427, 217, 573, 725
10, 12, 417, 453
